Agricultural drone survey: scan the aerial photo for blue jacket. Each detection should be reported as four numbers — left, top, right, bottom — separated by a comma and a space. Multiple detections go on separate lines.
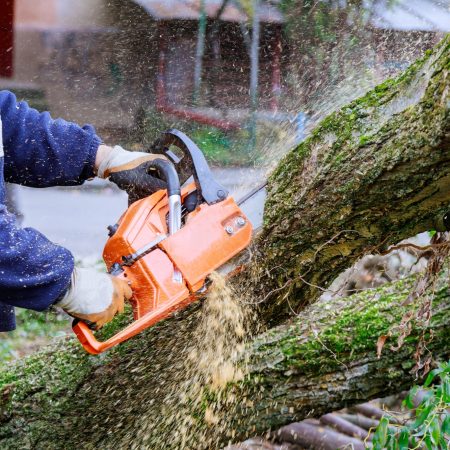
0, 90, 101, 331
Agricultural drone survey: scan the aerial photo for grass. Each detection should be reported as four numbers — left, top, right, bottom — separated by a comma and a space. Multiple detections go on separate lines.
0, 308, 71, 363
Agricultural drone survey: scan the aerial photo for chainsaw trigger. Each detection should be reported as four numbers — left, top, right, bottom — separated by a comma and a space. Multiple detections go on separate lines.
72, 317, 97, 331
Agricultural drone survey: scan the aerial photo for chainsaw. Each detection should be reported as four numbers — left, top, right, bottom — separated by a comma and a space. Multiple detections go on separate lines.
73, 129, 266, 354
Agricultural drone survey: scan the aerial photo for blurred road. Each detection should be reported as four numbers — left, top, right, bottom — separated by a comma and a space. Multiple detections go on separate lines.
14, 167, 265, 260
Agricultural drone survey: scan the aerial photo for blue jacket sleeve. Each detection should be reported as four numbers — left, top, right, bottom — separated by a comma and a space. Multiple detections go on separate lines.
0, 90, 102, 329
0, 203, 74, 313
0, 90, 101, 186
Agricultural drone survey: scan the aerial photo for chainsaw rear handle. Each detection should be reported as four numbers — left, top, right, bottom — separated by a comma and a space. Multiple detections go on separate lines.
71, 294, 193, 355
72, 317, 96, 330
147, 158, 181, 235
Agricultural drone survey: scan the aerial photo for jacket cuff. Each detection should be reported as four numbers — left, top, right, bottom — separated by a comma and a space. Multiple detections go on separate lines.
82, 132, 103, 180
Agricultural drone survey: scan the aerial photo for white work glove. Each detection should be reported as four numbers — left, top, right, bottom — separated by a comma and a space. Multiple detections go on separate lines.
57, 268, 132, 329
96, 145, 167, 204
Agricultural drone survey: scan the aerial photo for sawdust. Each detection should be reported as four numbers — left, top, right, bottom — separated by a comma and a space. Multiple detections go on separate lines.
128, 271, 252, 449
187, 272, 247, 390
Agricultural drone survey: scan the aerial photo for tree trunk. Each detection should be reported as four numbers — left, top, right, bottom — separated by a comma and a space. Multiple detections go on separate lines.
0, 35, 449, 450
225, 277, 449, 441
247, 34, 450, 324
0, 274, 448, 449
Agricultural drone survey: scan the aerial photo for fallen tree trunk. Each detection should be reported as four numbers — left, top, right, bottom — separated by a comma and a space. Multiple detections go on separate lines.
224, 277, 449, 442
0, 274, 448, 449
248, 34, 450, 323
0, 35, 449, 450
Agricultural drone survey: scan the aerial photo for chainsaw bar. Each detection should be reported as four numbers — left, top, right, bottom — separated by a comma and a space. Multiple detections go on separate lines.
215, 182, 267, 277
237, 182, 267, 232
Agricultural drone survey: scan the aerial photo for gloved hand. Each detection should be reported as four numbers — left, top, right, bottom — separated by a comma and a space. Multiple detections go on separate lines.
96, 145, 167, 204
57, 268, 132, 329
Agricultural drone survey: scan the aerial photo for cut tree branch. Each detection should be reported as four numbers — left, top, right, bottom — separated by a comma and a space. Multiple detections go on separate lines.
243, 34, 450, 324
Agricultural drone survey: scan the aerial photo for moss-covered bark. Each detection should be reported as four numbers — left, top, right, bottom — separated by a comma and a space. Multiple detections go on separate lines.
0, 35, 449, 450
227, 277, 450, 439
0, 275, 448, 449
249, 34, 450, 323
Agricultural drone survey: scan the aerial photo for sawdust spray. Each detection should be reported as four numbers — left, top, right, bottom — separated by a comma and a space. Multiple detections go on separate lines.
129, 271, 253, 449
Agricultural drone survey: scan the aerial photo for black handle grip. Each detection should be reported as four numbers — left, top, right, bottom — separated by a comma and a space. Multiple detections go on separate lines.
150, 129, 228, 204
146, 158, 180, 197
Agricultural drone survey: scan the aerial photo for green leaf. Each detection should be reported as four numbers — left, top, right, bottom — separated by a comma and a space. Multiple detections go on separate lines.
398, 429, 409, 449
424, 368, 444, 387
385, 428, 397, 450
410, 403, 434, 430
403, 386, 419, 409
424, 435, 434, 450
430, 417, 441, 446
443, 379, 450, 403
442, 413, 450, 435
373, 416, 390, 449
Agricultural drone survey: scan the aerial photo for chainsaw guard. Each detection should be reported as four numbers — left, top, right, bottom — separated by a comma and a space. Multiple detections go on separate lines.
72, 292, 194, 355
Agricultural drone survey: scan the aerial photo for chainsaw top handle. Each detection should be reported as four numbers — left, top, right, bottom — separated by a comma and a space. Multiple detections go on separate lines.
146, 158, 181, 236
150, 129, 229, 205
147, 157, 180, 197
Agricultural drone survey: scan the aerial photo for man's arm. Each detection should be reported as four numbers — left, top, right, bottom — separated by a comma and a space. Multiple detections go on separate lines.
0, 90, 161, 329
0, 201, 132, 329
0, 204, 74, 312
0, 90, 101, 187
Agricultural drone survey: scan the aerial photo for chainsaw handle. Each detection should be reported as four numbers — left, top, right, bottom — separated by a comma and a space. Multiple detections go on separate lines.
146, 158, 180, 197
72, 317, 96, 331
72, 294, 193, 355
146, 158, 181, 235
150, 129, 228, 205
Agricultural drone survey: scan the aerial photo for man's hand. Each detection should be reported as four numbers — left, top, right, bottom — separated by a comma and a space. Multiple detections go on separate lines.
96, 145, 167, 203
57, 268, 132, 329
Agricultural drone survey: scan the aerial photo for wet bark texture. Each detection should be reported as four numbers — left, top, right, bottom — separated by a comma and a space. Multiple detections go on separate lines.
226, 277, 449, 438
0, 35, 449, 449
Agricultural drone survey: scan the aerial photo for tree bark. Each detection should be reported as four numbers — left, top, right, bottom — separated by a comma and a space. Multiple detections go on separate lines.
0, 35, 449, 450
223, 277, 449, 441
0, 274, 448, 449
247, 34, 450, 324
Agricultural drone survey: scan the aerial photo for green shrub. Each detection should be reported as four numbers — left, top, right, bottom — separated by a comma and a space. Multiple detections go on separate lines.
372, 361, 450, 449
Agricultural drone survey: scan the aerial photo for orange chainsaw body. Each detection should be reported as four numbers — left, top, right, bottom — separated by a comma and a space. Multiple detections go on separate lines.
73, 182, 252, 354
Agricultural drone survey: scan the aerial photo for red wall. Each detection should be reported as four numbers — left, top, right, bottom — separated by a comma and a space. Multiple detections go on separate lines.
0, 0, 14, 77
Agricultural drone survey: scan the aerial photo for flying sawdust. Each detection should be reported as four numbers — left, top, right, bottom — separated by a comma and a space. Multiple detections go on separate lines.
128, 272, 252, 449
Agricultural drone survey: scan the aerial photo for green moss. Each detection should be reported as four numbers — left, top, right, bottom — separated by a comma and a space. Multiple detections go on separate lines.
254, 277, 449, 375
359, 135, 371, 146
